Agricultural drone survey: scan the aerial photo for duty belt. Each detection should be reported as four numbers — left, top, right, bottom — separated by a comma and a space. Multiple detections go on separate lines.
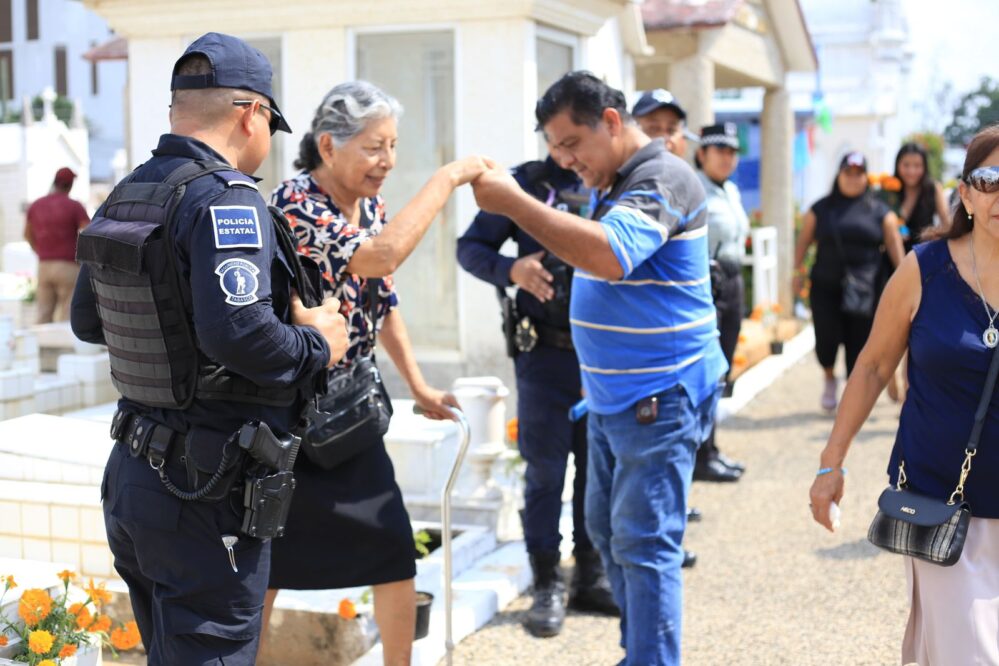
536, 323, 574, 351
110, 408, 186, 470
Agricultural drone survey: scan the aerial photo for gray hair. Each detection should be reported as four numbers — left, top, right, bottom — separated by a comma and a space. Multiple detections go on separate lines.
312, 80, 403, 147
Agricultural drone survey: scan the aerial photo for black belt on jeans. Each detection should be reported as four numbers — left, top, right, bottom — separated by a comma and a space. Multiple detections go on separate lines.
536, 323, 574, 351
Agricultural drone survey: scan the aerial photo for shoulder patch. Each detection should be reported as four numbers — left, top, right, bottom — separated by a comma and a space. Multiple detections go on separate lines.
214, 258, 260, 306
210, 205, 262, 250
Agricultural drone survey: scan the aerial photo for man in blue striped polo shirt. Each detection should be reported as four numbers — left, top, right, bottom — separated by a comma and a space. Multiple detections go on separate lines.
471, 71, 727, 665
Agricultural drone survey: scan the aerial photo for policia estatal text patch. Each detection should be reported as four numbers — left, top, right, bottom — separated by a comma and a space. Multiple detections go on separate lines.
210, 205, 262, 249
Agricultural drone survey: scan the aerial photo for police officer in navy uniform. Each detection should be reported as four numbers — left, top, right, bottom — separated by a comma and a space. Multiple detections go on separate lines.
70, 33, 348, 665
457, 157, 618, 637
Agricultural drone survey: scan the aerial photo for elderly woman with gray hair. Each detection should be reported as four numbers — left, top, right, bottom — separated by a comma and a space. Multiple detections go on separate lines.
263, 81, 488, 664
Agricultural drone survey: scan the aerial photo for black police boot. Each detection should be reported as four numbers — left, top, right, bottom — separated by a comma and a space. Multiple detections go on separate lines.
568, 548, 620, 617
525, 551, 567, 637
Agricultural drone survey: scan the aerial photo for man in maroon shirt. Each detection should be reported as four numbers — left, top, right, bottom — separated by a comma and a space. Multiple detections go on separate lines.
24, 167, 91, 323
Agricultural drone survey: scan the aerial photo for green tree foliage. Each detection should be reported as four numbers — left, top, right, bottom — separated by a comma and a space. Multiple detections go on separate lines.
902, 131, 945, 181
944, 77, 999, 146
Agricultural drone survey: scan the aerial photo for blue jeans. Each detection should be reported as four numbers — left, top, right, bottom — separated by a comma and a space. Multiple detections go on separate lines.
585, 383, 719, 665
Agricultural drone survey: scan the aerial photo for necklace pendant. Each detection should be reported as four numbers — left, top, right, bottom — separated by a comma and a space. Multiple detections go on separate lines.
985, 326, 999, 349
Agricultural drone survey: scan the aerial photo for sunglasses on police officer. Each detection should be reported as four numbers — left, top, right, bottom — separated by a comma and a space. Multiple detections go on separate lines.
232, 99, 283, 136
965, 166, 999, 194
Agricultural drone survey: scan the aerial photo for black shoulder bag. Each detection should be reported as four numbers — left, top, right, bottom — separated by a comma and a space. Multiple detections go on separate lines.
828, 213, 879, 317
867, 346, 999, 566
299, 280, 393, 469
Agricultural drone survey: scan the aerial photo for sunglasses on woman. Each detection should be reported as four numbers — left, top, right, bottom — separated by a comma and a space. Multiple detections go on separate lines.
965, 166, 999, 193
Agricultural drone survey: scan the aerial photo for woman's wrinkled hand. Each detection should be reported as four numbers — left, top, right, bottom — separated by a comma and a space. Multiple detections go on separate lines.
447, 156, 494, 188
809, 467, 846, 532
413, 385, 461, 421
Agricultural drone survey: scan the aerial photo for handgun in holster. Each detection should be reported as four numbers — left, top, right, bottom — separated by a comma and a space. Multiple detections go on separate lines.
497, 286, 519, 358
237, 420, 300, 540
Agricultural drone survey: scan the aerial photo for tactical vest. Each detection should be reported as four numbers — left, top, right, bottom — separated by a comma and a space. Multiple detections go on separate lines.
77, 159, 322, 410
519, 161, 588, 327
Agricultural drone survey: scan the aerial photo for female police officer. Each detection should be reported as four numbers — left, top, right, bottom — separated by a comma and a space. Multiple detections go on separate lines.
71, 33, 347, 665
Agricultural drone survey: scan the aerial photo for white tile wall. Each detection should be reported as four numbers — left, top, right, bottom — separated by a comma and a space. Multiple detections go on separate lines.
80, 544, 111, 578
22, 537, 51, 561
0, 501, 20, 533
0, 536, 20, 558
79, 508, 105, 544
51, 542, 81, 571
20, 504, 50, 538
50, 506, 80, 540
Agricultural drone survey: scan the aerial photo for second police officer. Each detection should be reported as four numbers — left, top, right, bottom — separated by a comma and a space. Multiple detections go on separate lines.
70, 33, 348, 665
457, 156, 618, 637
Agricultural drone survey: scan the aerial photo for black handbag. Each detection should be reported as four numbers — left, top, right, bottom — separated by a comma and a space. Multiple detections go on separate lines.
867, 345, 999, 566
828, 218, 878, 317
300, 281, 393, 469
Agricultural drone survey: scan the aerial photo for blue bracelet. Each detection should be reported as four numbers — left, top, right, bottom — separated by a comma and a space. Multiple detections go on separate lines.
816, 467, 846, 476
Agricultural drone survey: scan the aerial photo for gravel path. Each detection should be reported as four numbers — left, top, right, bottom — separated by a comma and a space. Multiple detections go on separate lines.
444, 357, 910, 665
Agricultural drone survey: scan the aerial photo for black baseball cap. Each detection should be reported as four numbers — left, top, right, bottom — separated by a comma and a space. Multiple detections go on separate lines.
171, 32, 291, 133
632, 89, 687, 120
700, 123, 740, 150
839, 151, 867, 171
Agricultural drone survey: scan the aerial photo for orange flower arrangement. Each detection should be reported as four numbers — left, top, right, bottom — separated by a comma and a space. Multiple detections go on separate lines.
0, 570, 140, 663
505, 417, 518, 445
338, 598, 358, 620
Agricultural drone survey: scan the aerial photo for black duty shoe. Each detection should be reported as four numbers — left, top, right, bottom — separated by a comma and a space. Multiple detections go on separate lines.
682, 550, 697, 568
693, 457, 742, 482
526, 551, 567, 637
568, 549, 620, 617
715, 452, 746, 474
687, 506, 703, 522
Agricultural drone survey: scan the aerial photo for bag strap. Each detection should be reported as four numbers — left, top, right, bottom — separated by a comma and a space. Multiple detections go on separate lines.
366, 279, 380, 352
968, 345, 999, 453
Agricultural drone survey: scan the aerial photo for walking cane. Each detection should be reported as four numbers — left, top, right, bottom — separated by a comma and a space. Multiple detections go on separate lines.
414, 404, 471, 666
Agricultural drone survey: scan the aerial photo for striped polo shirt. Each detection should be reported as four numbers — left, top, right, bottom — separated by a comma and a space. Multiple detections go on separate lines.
571, 138, 728, 415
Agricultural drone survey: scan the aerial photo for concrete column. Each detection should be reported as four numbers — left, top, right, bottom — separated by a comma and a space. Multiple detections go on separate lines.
761, 86, 794, 313
668, 51, 714, 160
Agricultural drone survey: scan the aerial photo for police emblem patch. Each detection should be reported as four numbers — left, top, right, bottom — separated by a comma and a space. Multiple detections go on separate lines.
210, 205, 262, 249
215, 258, 260, 306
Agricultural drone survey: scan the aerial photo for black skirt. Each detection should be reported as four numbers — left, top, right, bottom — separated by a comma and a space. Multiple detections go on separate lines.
268, 436, 417, 589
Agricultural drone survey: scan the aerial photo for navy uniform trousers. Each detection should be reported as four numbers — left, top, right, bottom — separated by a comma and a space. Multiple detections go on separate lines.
103, 442, 268, 665
515, 344, 592, 554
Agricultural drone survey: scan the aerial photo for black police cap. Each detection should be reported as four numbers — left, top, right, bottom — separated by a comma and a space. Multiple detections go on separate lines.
700, 123, 740, 150
171, 32, 291, 134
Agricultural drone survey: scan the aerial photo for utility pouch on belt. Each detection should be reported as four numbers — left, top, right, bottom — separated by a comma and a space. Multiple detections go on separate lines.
237, 421, 300, 539
497, 286, 519, 358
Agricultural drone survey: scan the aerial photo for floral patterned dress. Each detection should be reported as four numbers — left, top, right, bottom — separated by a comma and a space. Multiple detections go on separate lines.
270, 170, 399, 366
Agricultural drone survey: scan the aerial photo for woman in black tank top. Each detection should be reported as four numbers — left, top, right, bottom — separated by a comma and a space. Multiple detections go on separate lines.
894, 142, 952, 251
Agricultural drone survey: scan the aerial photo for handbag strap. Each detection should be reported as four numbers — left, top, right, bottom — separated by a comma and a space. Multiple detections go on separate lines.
365, 279, 380, 353
968, 345, 999, 453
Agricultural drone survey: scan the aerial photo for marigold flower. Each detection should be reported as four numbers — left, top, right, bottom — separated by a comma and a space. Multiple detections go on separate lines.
3, 575, 14, 589
38, 661, 56, 666
85, 578, 113, 607
733, 353, 748, 367
57, 569, 76, 584
737, 334, 747, 344
881, 175, 903, 192
18, 588, 53, 626
110, 621, 141, 650
28, 629, 54, 654
0, 635, 8, 646
73, 604, 93, 630
505, 418, 518, 444
59, 643, 78, 658
338, 598, 358, 620
867, 173, 881, 187
89, 614, 112, 633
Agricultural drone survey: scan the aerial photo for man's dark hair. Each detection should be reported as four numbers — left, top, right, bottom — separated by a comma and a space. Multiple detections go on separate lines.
535, 71, 630, 131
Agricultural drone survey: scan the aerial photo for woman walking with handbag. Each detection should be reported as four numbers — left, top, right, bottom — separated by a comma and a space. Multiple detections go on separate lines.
809, 125, 999, 664
792, 152, 904, 411
264, 81, 489, 665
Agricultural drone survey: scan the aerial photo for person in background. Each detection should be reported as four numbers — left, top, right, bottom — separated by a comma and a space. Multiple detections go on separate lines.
894, 142, 952, 252
265, 81, 487, 666
24, 167, 90, 323
693, 123, 748, 483
810, 124, 999, 665
883, 143, 953, 402
632, 88, 700, 158
457, 156, 618, 638
792, 152, 905, 412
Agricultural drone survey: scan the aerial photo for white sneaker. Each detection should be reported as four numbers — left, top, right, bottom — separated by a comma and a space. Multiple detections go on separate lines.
821, 377, 838, 412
